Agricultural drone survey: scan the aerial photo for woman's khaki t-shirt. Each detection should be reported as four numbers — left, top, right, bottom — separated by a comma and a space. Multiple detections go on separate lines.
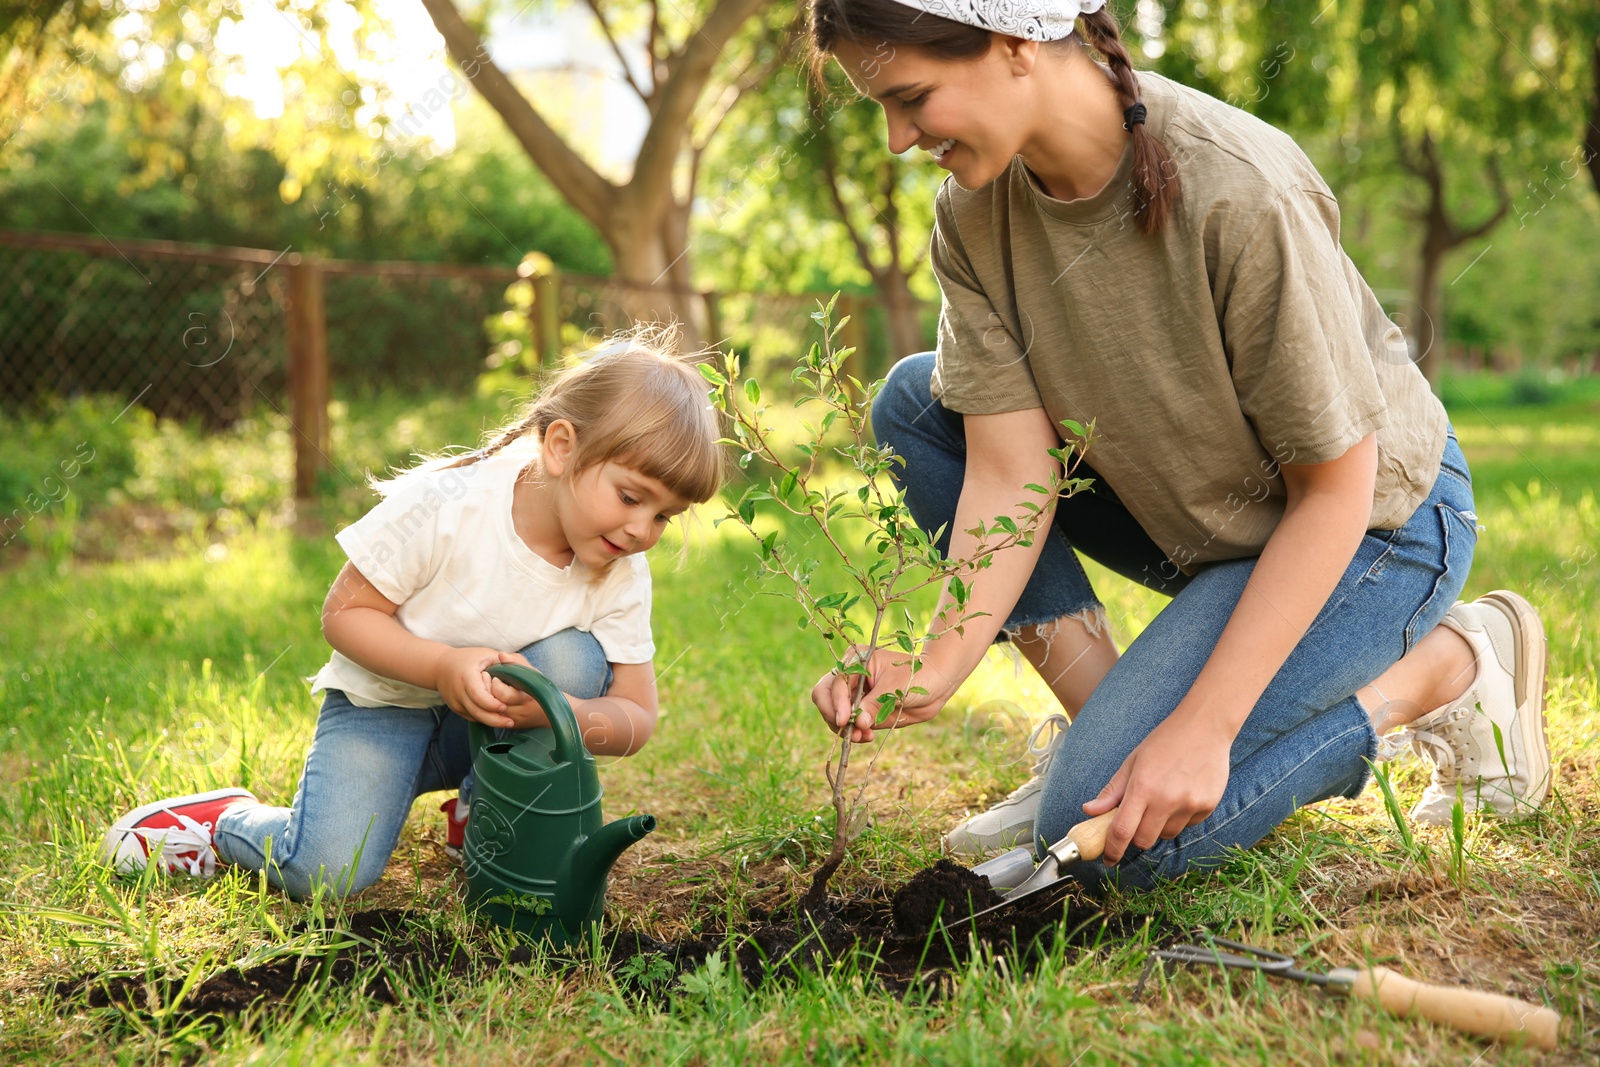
930, 71, 1447, 577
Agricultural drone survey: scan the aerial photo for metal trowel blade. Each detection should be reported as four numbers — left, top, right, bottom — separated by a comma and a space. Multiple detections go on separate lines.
946, 856, 1069, 930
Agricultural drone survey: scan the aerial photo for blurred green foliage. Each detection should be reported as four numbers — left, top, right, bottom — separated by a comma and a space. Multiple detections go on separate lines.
0, 93, 610, 273
3, 1, 1598, 378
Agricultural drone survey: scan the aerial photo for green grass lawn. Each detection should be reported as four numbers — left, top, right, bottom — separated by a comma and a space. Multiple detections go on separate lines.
1, 379, 1596, 1064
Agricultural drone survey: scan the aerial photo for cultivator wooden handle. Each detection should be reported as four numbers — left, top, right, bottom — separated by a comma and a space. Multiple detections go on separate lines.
1147, 937, 1564, 1050
1331, 966, 1561, 1050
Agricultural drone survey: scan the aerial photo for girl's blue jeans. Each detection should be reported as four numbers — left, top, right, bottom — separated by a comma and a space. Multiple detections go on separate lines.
874, 353, 1477, 890
213, 628, 612, 899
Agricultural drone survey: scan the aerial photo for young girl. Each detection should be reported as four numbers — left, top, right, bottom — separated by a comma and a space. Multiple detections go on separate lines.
808, 0, 1551, 887
102, 339, 723, 898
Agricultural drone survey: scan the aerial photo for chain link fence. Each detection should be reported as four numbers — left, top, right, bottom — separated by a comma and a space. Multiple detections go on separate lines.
1, 227, 912, 497
0, 231, 290, 426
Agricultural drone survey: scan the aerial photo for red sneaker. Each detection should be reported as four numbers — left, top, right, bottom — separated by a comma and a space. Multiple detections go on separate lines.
440, 797, 468, 859
101, 787, 259, 876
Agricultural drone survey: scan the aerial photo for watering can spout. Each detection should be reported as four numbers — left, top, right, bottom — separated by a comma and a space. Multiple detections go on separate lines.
558, 814, 656, 930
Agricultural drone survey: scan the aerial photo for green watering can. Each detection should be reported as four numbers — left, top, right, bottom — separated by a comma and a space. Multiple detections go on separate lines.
463, 663, 655, 947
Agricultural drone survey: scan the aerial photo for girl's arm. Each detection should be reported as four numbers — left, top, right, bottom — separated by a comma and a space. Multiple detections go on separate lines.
569, 662, 658, 757
1083, 431, 1379, 862
815, 405, 1062, 741
489, 661, 658, 757
321, 561, 543, 729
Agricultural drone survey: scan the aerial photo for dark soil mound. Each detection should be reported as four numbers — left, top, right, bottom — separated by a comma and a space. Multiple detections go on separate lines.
56, 908, 475, 1016
610, 865, 1130, 999
890, 858, 1003, 937
53, 863, 1145, 1018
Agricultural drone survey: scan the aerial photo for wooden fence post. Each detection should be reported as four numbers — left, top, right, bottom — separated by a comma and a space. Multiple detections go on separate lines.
703, 291, 723, 354
286, 254, 330, 503
529, 260, 562, 365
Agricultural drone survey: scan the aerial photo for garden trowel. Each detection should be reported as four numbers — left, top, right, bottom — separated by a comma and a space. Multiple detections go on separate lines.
948, 807, 1119, 929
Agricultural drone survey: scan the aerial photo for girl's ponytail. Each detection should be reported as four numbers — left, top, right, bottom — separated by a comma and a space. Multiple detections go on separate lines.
1077, 9, 1179, 235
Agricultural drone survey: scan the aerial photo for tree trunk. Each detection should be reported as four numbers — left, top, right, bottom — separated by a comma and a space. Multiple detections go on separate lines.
605, 219, 705, 345
417, 0, 763, 351
1413, 225, 1447, 385
1586, 37, 1600, 200
810, 95, 928, 378
876, 266, 927, 369
1404, 133, 1510, 388
656, 194, 707, 346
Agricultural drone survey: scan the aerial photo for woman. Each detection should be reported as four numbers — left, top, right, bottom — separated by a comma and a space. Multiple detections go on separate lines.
807, 0, 1551, 888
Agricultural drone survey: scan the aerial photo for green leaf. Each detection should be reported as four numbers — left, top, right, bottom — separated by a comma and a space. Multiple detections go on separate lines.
993, 515, 1018, 535
779, 469, 798, 500
699, 364, 727, 386
744, 378, 761, 404
738, 496, 755, 524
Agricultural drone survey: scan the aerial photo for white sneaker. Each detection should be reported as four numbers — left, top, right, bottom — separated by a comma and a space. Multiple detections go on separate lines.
1399, 591, 1551, 826
945, 712, 1069, 856
101, 787, 259, 876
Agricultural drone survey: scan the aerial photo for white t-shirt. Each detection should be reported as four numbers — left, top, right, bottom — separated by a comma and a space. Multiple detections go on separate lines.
309, 448, 656, 708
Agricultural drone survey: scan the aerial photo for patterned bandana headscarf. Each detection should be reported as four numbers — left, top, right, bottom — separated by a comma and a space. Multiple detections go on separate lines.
880, 0, 1107, 42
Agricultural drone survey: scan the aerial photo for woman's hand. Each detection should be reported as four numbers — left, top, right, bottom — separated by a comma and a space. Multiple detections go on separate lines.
1081, 705, 1233, 863
810, 645, 959, 743
436, 647, 547, 729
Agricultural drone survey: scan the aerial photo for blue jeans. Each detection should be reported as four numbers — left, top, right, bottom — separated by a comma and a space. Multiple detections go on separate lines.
873, 353, 1477, 890
214, 628, 613, 899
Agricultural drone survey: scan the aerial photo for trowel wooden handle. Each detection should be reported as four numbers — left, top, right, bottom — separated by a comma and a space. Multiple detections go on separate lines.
1333, 967, 1561, 1049
1063, 808, 1118, 863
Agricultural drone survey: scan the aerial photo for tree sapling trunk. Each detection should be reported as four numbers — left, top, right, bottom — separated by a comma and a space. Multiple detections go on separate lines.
705, 297, 1091, 911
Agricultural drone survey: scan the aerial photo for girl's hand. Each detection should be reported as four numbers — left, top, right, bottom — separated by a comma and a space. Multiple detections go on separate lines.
1081, 706, 1233, 863
436, 647, 537, 729
810, 645, 958, 743
483, 653, 559, 730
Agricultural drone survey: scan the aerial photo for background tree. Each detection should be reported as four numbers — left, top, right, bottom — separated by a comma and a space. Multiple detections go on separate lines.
417, 0, 796, 335
1143, 0, 1599, 386
1344, 1, 1600, 383
1586, 32, 1600, 199
695, 58, 941, 367
800, 72, 937, 362
0, 1, 107, 145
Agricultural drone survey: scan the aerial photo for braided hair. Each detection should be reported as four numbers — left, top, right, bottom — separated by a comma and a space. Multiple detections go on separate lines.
1073, 8, 1177, 234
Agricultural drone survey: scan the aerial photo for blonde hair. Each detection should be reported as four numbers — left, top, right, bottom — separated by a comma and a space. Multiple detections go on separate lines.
377, 327, 725, 506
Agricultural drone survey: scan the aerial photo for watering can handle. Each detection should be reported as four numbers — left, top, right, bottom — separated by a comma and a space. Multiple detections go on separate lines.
473, 662, 589, 766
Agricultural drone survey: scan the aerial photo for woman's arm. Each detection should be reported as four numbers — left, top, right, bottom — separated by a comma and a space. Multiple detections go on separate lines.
815, 405, 1063, 741
321, 561, 542, 729
1084, 432, 1379, 861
